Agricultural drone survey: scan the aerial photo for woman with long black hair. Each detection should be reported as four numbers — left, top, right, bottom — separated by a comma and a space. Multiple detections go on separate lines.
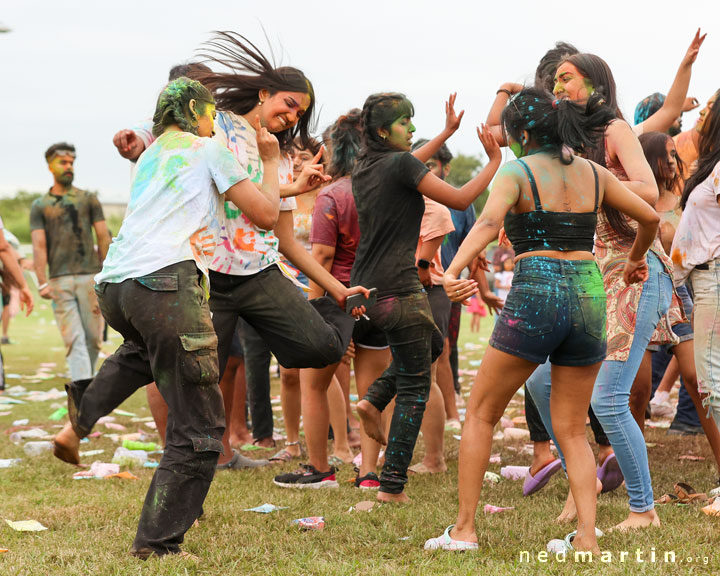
425, 88, 659, 553
352, 92, 501, 502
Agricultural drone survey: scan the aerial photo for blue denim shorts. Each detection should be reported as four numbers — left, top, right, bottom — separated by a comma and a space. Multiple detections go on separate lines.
489, 257, 607, 367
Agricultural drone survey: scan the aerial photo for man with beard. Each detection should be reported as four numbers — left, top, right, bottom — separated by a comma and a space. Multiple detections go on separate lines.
31, 143, 110, 380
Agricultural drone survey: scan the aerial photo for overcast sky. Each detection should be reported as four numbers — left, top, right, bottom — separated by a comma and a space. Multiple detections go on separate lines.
0, 0, 715, 203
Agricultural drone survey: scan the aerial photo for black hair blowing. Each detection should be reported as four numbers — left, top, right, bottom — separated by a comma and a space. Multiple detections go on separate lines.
681, 91, 720, 209
327, 109, 362, 180
195, 31, 316, 152
502, 87, 615, 165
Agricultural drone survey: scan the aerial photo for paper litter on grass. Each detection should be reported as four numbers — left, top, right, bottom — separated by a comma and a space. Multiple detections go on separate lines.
73, 462, 120, 479
501, 466, 530, 481
484, 471, 501, 485
243, 503, 288, 514
0, 459, 21, 469
113, 409, 137, 417
5, 520, 48, 532
79, 449, 105, 458
484, 504, 515, 514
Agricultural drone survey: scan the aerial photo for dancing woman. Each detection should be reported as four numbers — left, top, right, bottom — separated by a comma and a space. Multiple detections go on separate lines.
424, 88, 659, 553
672, 95, 720, 430
56, 77, 281, 557
353, 92, 501, 502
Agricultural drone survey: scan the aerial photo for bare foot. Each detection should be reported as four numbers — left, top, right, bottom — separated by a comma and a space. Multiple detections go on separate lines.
229, 433, 253, 449
612, 510, 661, 532
556, 478, 603, 523
253, 437, 275, 449
408, 460, 447, 475
357, 400, 387, 445
53, 422, 81, 465
377, 491, 410, 503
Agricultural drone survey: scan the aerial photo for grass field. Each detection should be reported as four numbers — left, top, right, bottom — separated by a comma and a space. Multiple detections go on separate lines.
1, 292, 719, 575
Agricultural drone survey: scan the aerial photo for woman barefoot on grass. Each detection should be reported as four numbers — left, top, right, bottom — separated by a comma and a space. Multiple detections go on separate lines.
353, 92, 501, 502
424, 88, 659, 553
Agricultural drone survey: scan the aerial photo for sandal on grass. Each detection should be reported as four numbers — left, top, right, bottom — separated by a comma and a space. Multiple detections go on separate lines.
269, 441, 302, 463
674, 482, 707, 503
702, 498, 720, 517
424, 525, 478, 551
654, 493, 679, 504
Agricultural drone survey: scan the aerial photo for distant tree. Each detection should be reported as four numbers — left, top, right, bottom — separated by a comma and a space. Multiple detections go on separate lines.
447, 153, 490, 215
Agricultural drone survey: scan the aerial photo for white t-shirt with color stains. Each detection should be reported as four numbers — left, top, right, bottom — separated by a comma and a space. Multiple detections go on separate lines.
211, 111, 296, 276
96, 131, 246, 285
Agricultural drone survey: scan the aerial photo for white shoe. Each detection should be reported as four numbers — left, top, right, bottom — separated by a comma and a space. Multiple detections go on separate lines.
424, 525, 479, 551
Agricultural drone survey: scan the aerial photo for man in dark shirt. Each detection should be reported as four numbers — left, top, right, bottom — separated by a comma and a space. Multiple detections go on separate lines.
30, 143, 111, 380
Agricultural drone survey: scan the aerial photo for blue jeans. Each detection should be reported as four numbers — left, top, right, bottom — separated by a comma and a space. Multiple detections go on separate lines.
591, 252, 671, 512
527, 252, 671, 512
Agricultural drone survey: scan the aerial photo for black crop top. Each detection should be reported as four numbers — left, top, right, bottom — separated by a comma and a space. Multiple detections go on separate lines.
504, 158, 599, 256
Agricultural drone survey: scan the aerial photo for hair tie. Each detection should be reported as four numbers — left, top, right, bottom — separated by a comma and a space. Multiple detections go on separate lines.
552, 99, 560, 110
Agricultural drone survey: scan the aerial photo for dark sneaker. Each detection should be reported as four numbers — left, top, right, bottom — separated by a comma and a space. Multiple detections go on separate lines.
273, 464, 339, 489
354, 470, 380, 490
667, 422, 704, 436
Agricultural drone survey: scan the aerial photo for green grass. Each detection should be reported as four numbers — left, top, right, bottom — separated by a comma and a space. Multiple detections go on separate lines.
1, 295, 719, 575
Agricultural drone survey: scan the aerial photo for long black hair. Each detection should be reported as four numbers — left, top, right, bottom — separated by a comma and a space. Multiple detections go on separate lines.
558, 52, 641, 239
638, 132, 684, 195
196, 31, 315, 152
681, 91, 720, 209
502, 87, 614, 165
358, 92, 414, 159
327, 109, 362, 180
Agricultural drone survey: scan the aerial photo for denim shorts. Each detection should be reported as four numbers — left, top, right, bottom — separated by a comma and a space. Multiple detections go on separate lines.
647, 282, 693, 352
489, 257, 607, 367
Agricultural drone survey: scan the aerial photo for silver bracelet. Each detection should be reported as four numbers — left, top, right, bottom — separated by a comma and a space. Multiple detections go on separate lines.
38, 283, 49, 291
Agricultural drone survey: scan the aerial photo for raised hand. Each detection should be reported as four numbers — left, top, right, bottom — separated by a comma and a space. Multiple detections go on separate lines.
477, 123, 501, 163
682, 28, 706, 67
682, 96, 700, 113
444, 92, 465, 135
294, 146, 331, 195
253, 115, 280, 162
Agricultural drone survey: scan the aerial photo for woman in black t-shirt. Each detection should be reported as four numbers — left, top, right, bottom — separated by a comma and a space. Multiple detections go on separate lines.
352, 92, 501, 502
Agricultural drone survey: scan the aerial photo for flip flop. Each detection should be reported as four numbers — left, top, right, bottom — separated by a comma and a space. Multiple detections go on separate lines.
597, 454, 624, 493
424, 525, 479, 551
523, 459, 562, 496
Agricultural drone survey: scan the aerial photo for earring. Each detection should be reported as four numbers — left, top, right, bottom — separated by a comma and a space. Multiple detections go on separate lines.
381, 134, 387, 140
258, 100, 264, 107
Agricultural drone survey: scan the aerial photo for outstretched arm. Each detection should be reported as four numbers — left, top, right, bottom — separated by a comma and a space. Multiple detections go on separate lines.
635, 29, 705, 134
412, 93, 464, 163
417, 125, 501, 210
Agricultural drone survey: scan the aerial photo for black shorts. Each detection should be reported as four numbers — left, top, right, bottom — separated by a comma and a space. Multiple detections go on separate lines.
353, 315, 389, 350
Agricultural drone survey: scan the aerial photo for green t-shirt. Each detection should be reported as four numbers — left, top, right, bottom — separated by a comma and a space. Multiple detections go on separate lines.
30, 188, 105, 278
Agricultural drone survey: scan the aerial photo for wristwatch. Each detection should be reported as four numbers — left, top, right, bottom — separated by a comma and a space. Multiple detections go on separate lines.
417, 259, 431, 270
